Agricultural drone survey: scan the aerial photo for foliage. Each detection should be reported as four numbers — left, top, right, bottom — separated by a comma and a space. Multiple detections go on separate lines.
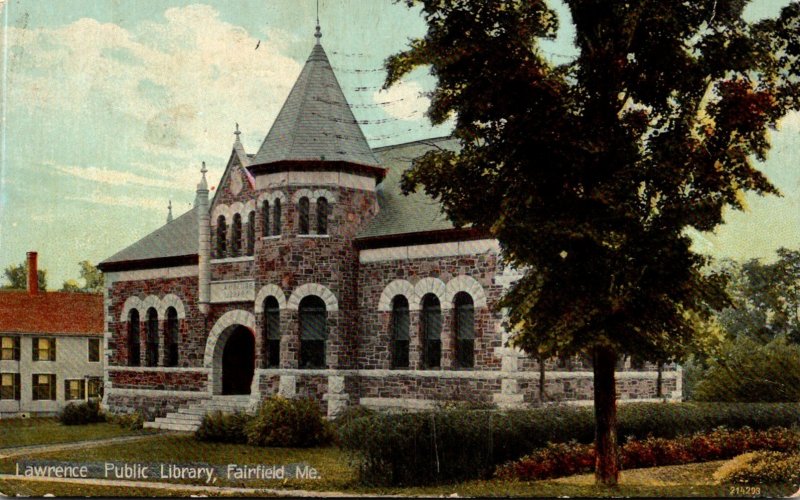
195, 411, 251, 444
245, 396, 331, 448
2, 262, 47, 291
58, 399, 105, 425
109, 411, 144, 430
693, 336, 800, 402
61, 261, 104, 293
714, 450, 800, 486
336, 402, 800, 486
497, 426, 800, 481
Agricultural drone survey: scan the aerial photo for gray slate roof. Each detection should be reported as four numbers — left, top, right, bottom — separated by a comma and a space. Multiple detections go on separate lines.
250, 41, 379, 167
357, 137, 458, 239
99, 207, 198, 266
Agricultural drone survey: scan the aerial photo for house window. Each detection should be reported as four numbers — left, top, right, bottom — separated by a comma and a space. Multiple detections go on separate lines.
32, 338, 56, 362
216, 216, 227, 258
128, 309, 140, 366
421, 294, 442, 369
146, 307, 159, 367
454, 292, 475, 368
263, 296, 281, 368
1, 336, 20, 361
166, 307, 179, 367
32, 374, 56, 400
391, 296, 410, 368
0, 373, 20, 400
88, 338, 100, 362
64, 379, 85, 401
317, 197, 329, 235
87, 378, 103, 399
273, 199, 282, 235
299, 295, 326, 368
298, 197, 310, 235
262, 201, 270, 237
231, 213, 242, 257
247, 211, 256, 256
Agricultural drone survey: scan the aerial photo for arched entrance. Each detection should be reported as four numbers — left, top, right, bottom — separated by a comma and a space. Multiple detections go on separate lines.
221, 326, 255, 395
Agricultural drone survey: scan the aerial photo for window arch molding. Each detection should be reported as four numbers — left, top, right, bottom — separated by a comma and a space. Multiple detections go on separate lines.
255, 284, 288, 311
120, 296, 143, 322
414, 278, 447, 309
378, 279, 420, 311
287, 283, 338, 311
444, 275, 488, 309
157, 294, 187, 319
257, 191, 287, 206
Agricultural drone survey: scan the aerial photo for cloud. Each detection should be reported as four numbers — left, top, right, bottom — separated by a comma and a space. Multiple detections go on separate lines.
65, 192, 166, 211
48, 163, 176, 190
372, 80, 429, 121
778, 110, 800, 131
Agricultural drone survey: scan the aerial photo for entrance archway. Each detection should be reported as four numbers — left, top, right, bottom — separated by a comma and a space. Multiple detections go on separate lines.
221, 326, 255, 395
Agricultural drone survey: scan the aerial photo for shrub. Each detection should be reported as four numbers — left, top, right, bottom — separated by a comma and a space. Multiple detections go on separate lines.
694, 337, 800, 402
245, 396, 331, 448
338, 402, 800, 486
714, 451, 800, 486
58, 399, 105, 425
496, 426, 800, 481
110, 411, 144, 430
195, 411, 251, 444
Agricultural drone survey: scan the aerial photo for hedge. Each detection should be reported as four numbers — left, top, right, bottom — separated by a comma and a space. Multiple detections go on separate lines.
714, 450, 800, 486
58, 399, 105, 425
337, 402, 800, 486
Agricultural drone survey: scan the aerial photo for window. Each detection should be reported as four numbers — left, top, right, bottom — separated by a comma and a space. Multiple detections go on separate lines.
32, 338, 56, 362
1, 336, 19, 361
0, 373, 20, 400
263, 296, 281, 368
262, 201, 270, 237
88, 338, 100, 362
391, 296, 410, 368
273, 199, 282, 235
128, 309, 140, 366
247, 211, 256, 256
421, 294, 442, 368
317, 197, 329, 235
454, 292, 475, 368
87, 378, 103, 399
231, 213, 242, 257
298, 197, 310, 235
216, 215, 227, 258
166, 307, 179, 367
146, 307, 158, 367
32, 374, 56, 400
64, 379, 85, 401
299, 295, 326, 368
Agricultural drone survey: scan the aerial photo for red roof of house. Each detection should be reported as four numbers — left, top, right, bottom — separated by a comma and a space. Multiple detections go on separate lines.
0, 290, 104, 336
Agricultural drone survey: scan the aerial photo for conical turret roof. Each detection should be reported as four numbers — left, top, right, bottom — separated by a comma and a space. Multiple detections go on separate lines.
251, 33, 379, 167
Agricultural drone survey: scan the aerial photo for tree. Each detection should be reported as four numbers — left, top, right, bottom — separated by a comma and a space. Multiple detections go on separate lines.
61, 261, 104, 293
2, 262, 47, 291
387, 0, 799, 485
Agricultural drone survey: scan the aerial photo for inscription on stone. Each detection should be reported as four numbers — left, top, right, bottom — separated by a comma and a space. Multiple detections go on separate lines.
210, 280, 254, 303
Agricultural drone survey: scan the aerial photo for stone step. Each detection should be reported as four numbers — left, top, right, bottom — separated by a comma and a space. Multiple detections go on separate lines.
162, 412, 204, 422
144, 420, 199, 432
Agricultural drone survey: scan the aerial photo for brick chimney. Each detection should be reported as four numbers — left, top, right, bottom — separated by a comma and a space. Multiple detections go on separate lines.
27, 251, 38, 295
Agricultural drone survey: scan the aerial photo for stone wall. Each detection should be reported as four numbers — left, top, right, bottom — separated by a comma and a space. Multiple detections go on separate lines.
108, 369, 208, 391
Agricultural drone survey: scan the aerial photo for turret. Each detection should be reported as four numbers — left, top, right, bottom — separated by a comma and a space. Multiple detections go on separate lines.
197, 162, 211, 315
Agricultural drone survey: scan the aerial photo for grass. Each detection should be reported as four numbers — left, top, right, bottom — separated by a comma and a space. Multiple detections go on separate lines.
0, 433, 797, 496
0, 418, 155, 450
0, 479, 275, 497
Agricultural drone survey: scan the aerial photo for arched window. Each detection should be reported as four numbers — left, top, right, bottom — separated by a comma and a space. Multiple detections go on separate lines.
391, 295, 410, 369
231, 213, 242, 257
263, 296, 281, 368
146, 307, 159, 367
298, 197, 310, 235
166, 307, 179, 367
317, 197, 329, 235
421, 294, 442, 368
216, 216, 227, 258
299, 295, 326, 368
273, 199, 282, 236
128, 309, 140, 367
246, 211, 255, 256
454, 292, 475, 368
262, 201, 270, 237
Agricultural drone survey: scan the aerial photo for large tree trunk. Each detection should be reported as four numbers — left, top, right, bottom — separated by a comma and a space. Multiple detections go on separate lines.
656, 362, 663, 398
538, 355, 547, 403
593, 345, 619, 486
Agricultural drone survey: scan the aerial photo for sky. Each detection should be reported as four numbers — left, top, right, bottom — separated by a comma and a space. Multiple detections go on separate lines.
0, 0, 797, 288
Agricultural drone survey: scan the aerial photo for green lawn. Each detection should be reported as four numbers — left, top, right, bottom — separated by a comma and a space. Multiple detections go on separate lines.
0, 418, 155, 450
0, 479, 273, 497
0, 433, 796, 497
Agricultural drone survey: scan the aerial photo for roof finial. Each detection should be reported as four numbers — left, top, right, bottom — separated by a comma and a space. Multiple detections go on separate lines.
314, 0, 322, 43
234, 122, 242, 143
167, 200, 173, 223
197, 161, 209, 191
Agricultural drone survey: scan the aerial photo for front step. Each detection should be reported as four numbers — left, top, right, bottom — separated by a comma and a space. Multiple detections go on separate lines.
143, 395, 253, 432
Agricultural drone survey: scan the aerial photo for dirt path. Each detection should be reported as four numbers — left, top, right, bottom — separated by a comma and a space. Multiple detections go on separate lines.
0, 433, 165, 460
